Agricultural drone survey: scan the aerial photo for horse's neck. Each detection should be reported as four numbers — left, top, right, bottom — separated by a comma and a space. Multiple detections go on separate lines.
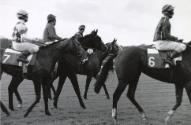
38, 46, 61, 63
96, 50, 107, 62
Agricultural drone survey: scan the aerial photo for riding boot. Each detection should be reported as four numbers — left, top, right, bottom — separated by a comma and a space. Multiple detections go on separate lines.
165, 51, 179, 67
17, 51, 31, 63
73, 39, 88, 64
170, 51, 180, 59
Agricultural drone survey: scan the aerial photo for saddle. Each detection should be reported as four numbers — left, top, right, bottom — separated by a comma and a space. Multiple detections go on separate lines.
2, 48, 36, 67
147, 48, 182, 68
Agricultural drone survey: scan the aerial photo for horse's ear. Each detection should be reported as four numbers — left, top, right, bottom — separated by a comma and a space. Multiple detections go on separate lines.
95, 29, 98, 35
113, 38, 117, 44
91, 30, 96, 35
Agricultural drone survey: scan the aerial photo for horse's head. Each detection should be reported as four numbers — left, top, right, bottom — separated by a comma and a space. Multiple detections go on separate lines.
79, 29, 107, 51
106, 38, 119, 55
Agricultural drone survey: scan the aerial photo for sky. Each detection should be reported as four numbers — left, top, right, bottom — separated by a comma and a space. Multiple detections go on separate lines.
0, 0, 191, 46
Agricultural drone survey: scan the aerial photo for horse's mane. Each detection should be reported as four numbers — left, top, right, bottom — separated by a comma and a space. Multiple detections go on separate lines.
187, 41, 191, 45
39, 39, 67, 50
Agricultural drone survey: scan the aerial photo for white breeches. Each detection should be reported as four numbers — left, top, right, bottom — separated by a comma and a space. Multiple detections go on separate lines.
154, 40, 186, 53
12, 41, 39, 53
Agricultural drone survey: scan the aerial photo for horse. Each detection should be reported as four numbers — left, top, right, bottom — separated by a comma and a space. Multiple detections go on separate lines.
51, 30, 117, 108
94, 42, 191, 123
0, 37, 84, 117
53, 38, 119, 109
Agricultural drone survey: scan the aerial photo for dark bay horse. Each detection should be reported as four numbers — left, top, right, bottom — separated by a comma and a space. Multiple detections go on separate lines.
53, 39, 119, 109
0, 38, 83, 117
95, 42, 191, 123
52, 30, 117, 108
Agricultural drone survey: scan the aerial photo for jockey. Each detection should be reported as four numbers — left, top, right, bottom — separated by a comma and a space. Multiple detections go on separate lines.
43, 14, 63, 43
72, 25, 91, 63
12, 10, 39, 63
153, 4, 186, 65
73, 25, 85, 40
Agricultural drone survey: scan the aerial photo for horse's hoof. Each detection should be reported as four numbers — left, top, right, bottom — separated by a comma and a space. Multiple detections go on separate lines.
24, 113, 28, 118
53, 102, 58, 109
9, 107, 14, 111
83, 95, 88, 100
106, 96, 110, 100
46, 112, 51, 116
6, 113, 10, 117
17, 104, 22, 108
164, 116, 170, 124
112, 116, 117, 123
81, 103, 86, 109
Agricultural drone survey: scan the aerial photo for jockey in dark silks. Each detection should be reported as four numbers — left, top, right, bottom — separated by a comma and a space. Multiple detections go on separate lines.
72, 25, 93, 63
43, 14, 63, 42
43, 15, 88, 63
153, 4, 186, 65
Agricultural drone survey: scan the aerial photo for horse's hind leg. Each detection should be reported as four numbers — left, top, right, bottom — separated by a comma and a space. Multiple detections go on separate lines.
8, 77, 23, 111
112, 79, 128, 120
68, 74, 86, 109
103, 84, 110, 99
185, 82, 191, 104
127, 80, 146, 121
83, 75, 92, 99
15, 89, 23, 108
0, 101, 10, 116
165, 84, 183, 124
53, 75, 67, 108
42, 79, 51, 116
24, 80, 41, 117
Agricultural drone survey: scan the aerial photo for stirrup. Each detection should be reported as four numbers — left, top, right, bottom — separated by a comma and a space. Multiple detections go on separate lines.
17, 58, 29, 63
164, 63, 170, 68
81, 58, 88, 64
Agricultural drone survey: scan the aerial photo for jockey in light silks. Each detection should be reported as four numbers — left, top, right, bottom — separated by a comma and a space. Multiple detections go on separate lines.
153, 4, 186, 66
12, 10, 39, 63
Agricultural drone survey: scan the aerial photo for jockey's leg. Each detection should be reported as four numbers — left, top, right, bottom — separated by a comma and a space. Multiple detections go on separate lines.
73, 40, 88, 63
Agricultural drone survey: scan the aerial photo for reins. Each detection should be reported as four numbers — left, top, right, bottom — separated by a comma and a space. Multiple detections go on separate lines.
184, 42, 191, 48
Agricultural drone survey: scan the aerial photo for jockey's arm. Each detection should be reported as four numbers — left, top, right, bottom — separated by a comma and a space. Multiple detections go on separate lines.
47, 25, 62, 41
161, 19, 178, 41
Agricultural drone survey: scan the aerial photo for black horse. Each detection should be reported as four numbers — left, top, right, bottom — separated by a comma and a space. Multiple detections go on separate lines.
53, 38, 119, 109
0, 37, 85, 117
95, 42, 191, 123
52, 31, 118, 109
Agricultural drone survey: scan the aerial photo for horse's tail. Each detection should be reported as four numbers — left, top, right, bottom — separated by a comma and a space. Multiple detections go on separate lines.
94, 61, 113, 93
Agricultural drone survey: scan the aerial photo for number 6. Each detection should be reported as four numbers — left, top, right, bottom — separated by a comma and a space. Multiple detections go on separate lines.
148, 56, 155, 67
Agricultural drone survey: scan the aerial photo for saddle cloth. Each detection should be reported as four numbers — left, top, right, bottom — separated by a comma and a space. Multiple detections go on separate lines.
2, 48, 36, 66
147, 48, 182, 68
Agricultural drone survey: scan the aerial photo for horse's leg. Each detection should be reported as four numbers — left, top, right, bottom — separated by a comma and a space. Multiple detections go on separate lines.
42, 79, 51, 116
48, 73, 57, 100
102, 83, 110, 99
68, 74, 86, 109
0, 101, 10, 116
112, 80, 128, 120
165, 84, 183, 124
24, 80, 41, 117
51, 83, 56, 98
127, 80, 146, 121
8, 77, 23, 111
83, 75, 92, 99
53, 75, 67, 108
14, 89, 23, 108
185, 82, 191, 104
